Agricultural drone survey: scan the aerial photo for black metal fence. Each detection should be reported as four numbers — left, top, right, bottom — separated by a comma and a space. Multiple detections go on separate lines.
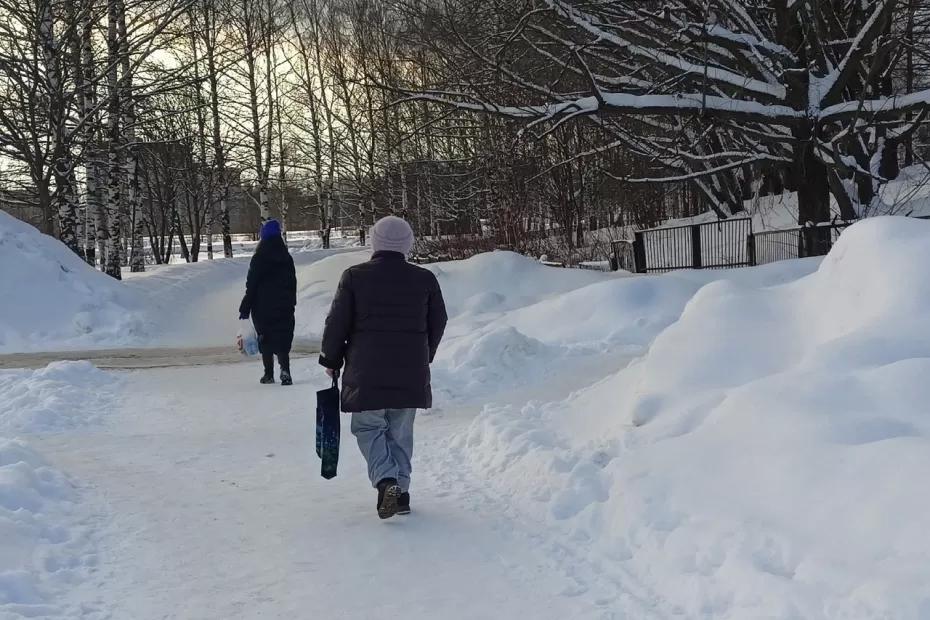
612, 217, 754, 273
610, 214, 930, 274
750, 224, 846, 265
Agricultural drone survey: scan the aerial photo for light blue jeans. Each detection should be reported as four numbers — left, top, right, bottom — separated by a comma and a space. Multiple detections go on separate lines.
350, 409, 416, 492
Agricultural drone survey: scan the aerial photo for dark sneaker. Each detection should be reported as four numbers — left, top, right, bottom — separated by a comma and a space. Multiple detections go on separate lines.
376, 478, 402, 520
280, 371, 292, 386
260, 375, 274, 384
397, 492, 411, 515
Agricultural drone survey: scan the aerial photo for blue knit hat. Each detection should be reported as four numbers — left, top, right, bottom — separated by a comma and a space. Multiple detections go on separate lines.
260, 219, 282, 241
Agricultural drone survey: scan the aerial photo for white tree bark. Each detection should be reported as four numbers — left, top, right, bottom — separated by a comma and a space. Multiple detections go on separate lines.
40, 0, 80, 254
119, 3, 144, 272
104, 0, 123, 279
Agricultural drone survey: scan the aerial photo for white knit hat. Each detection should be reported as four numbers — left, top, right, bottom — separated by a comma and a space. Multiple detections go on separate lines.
371, 216, 415, 255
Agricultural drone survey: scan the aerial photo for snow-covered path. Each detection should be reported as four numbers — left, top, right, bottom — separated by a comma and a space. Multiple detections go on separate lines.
33, 357, 633, 620
0, 344, 319, 370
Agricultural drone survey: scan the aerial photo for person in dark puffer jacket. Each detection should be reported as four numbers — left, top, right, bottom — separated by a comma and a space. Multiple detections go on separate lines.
320, 215, 447, 519
239, 219, 297, 386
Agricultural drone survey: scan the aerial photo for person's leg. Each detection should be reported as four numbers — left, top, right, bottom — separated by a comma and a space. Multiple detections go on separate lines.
350, 410, 398, 488
261, 351, 274, 379
277, 352, 292, 385
277, 323, 294, 383
257, 329, 274, 381
280, 321, 294, 371
385, 409, 416, 492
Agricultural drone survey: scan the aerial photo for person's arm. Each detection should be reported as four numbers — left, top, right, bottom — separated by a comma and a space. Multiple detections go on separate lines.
427, 273, 448, 363
239, 255, 262, 319
319, 270, 355, 370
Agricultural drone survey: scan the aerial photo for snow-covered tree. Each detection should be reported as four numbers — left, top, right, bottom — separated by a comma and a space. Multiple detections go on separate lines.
398, 0, 930, 223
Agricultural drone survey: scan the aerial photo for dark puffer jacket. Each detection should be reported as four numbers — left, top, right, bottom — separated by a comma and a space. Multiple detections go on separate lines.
319, 251, 448, 412
239, 236, 297, 354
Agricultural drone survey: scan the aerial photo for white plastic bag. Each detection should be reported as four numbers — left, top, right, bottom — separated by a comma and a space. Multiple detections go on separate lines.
237, 319, 260, 356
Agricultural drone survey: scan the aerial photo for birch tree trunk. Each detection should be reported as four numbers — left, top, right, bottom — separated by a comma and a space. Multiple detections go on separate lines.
241, 0, 272, 223
104, 0, 123, 279
69, 0, 94, 264
78, 0, 108, 267
202, 0, 232, 257
290, 2, 327, 244
40, 0, 80, 255
310, 4, 335, 248
192, 27, 214, 258
272, 43, 288, 235
117, 5, 144, 272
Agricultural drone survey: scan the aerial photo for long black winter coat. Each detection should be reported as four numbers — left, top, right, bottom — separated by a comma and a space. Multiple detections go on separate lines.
319, 251, 448, 412
239, 236, 297, 354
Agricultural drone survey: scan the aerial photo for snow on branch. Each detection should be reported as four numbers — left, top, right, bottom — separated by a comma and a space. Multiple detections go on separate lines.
403, 91, 804, 125
545, 0, 787, 100
820, 88, 930, 121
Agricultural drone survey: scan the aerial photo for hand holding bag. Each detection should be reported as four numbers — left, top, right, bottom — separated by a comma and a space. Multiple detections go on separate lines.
316, 374, 340, 479
237, 319, 260, 356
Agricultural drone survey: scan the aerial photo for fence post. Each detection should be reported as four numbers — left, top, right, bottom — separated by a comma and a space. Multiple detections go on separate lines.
633, 232, 646, 273
691, 224, 703, 269
746, 233, 756, 266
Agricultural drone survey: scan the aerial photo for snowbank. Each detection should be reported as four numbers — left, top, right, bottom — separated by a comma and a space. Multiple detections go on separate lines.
495, 261, 808, 349
293, 251, 370, 341
123, 247, 358, 348
0, 438, 93, 619
0, 211, 150, 353
0, 361, 121, 433
0, 362, 117, 619
293, 250, 611, 341
289, 248, 820, 403
451, 217, 930, 618
0, 210, 363, 352
291, 250, 620, 400
432, 256, 817, 402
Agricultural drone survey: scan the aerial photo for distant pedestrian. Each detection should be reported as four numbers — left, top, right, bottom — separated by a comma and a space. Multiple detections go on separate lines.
320, 216, 447, 519
239, 219, 297, 386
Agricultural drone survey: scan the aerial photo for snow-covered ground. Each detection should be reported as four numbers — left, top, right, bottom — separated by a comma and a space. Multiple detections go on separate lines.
0, 211, 152, 353
451, 218, 930, 618
149, 229, 361, 264
0, 209, 365, 353
1, 215, 929, 619
0, 362, 117, 618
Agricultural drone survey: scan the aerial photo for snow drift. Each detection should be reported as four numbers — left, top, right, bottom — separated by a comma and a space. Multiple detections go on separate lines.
0, 362, 116, 619
0, 361, 121, 433
293, 250, 610, 341
290, 248, 820, 403
451, 217, 930, 619
430, 254, 817, 401
0, 211, 150, 353
0, 438, 93, 619
291, 250, 618, 400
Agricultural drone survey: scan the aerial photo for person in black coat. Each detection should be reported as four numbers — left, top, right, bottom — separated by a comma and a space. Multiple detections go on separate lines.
239, 219, 297, 386
320, 215, 447, 519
